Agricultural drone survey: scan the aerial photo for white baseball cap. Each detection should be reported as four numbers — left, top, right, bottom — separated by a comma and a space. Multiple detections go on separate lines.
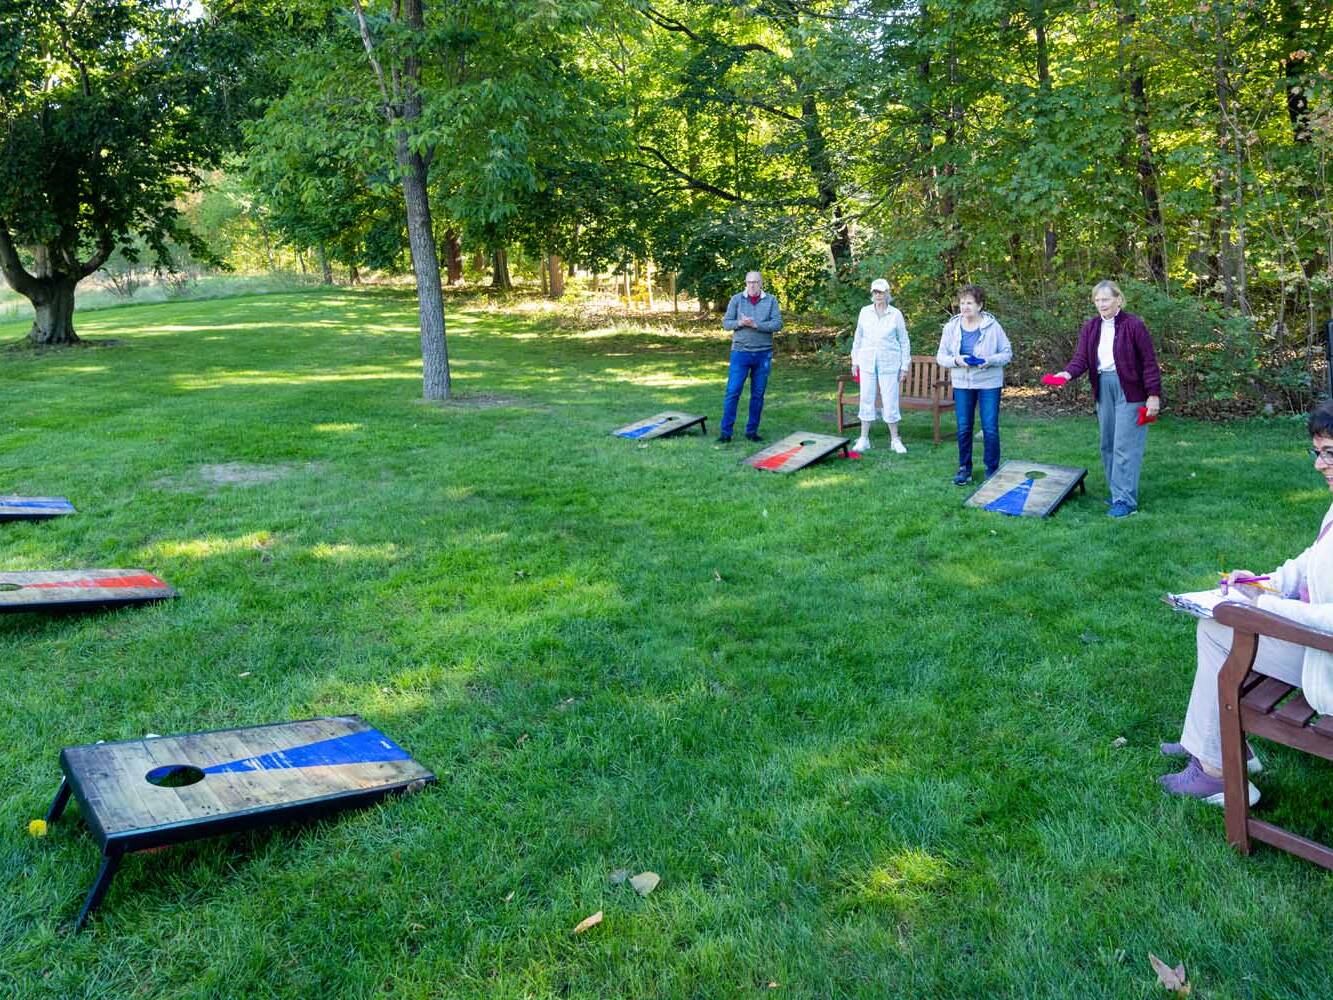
870, 278, 890, 293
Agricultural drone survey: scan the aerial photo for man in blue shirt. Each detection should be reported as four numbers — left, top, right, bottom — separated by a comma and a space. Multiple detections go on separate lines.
718, 271, 783, 443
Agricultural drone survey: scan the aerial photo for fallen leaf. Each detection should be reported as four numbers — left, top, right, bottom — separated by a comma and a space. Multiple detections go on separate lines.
514, 569, 527, 579
1111, 736, 1128, 748
516, 733, 529, 747
609, 868, 629, 885
503, 891, 515, 903
629, 871, 660, 896
1080, 631, 1101, 644
712, 570, 723, 582
238, 671, 251, 678
404, 779, 426, 794
1148, 953, 1190, 997
573, 910, 603, 934
768, 982, 779, 989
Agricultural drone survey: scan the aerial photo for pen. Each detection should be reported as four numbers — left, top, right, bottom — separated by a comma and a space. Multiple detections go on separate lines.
1218, 574, 1280, 594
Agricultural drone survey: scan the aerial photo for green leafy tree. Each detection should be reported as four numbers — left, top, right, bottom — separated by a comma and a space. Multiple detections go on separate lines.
0, 0, 243, 344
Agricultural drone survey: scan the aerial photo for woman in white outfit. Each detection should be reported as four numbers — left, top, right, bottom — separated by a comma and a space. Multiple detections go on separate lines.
850, 278, 910, 453
1160, 399, 1333, 806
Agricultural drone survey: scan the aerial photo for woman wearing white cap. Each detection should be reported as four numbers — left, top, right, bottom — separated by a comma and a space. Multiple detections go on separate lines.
850, 278, 910, 453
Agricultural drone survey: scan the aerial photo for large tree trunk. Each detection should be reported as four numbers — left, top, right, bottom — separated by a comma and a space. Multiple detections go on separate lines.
1119, 1, 1166, 285
27, 277, 79, 345
444, 229, 463, 284
799, 92, 851, 276
398, 137, 451, 399
491, 248, 512, 290
547, 255, 564, 298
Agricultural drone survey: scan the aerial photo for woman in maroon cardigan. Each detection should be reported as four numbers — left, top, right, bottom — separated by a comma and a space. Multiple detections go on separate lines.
1051, 280, 1162, 517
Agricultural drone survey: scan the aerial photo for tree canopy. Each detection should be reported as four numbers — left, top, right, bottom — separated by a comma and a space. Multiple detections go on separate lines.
0, 0, 251, 344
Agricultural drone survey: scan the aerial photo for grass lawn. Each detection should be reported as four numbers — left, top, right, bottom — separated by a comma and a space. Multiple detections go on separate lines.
2, 288, 1331, 998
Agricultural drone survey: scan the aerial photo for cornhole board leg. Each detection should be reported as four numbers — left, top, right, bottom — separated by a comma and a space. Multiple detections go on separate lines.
46, 777, 71, 822
74, 849, 124, 933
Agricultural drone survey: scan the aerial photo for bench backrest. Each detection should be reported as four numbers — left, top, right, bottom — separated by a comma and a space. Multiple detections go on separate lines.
903, 355, 952, 402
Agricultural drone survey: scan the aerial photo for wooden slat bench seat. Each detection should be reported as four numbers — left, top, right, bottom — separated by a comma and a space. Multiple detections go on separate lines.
1215, 602, 1333, 870
837, 355, 955, 444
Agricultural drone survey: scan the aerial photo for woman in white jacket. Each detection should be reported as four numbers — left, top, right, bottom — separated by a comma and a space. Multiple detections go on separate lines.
850, 278, 910, 454
1161, 399, 1333, 806
935, 284, 1013, 485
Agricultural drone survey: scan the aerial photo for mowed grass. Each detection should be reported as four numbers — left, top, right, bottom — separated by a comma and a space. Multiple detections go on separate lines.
2, 288, 1331, 998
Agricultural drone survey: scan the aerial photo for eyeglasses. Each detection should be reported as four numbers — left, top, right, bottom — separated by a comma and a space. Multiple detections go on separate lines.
1309, 447, 1333, 463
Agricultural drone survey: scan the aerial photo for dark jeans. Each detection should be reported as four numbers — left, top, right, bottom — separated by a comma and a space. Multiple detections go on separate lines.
954, 386, 1001, 476
721, 349, 772, 437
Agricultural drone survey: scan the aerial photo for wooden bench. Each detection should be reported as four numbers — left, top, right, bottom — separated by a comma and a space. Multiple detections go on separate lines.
1216, 602, 1333, 869
837, 355, 954, 445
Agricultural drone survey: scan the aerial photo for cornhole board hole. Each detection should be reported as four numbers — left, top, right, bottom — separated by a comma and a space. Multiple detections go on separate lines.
45, 715, 436, 931
964, 460, 1087, 517
0, 569, 177, 614
1, 496, 76, 521
613, 411, 708, 440
746, 432, 851, 473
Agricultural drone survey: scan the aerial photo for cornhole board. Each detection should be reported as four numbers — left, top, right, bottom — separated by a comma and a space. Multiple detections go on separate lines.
613, 411, 708, 440
1, 496, 76, 521
746, 432, 850, 473
964, 460, 1087, 517
0, 569, 177, 614
45, 715, 436, 931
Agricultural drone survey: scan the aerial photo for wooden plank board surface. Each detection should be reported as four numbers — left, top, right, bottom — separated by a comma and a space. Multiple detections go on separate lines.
612, 411, 707, 440
0, 568, 177, 613
59, 716, 435, 848
745, 432, 850, 473
963, 461, 1087, 517
0, 496, 76, 521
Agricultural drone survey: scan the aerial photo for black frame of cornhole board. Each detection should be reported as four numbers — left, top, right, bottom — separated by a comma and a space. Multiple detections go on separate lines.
746, 432, 851, 473
0, 496, 76, 522
45, 715, 437, 931
0, 570, 178, 615
963, 460, 1088, 517
612, 411, 708, 440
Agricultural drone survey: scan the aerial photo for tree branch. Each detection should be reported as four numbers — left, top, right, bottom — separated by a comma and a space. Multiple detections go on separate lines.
350, 0, 395, 117
0, 222, 41, 297
638, 4, 776, 56
636, 145, 739, 201
77, 230, 116, 279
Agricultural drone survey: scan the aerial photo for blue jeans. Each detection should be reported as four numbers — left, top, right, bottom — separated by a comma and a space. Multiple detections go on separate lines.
721, 349, 772, 437
954, 387, 1001, 476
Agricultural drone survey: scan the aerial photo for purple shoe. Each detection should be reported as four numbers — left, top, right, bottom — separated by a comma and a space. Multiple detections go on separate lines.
1159, 757, 1259, 807
1160, 740, 1262, 775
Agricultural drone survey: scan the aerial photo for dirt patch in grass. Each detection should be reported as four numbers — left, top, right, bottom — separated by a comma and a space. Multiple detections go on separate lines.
424, 392, 533, 410
4, 337, 124, 354
155, 462, 326, 492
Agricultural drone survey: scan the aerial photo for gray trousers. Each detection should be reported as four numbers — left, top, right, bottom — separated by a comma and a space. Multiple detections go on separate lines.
1096, 371, 1149, 508
1181, 617, 1304, 770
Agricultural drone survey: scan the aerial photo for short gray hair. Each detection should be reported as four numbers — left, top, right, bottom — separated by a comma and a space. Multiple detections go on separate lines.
1092, 279, 1124, 303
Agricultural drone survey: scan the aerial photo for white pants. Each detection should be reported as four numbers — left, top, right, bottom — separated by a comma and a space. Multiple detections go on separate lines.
858, 362, 902, 424
1180, 617, 1304, 770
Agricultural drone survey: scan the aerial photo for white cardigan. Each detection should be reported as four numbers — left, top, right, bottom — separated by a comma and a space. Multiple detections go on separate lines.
1254, 501, 1333, 713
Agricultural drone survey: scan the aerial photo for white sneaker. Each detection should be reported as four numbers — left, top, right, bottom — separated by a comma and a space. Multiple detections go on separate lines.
891, 439, 907, 454
853, 438, 871, 452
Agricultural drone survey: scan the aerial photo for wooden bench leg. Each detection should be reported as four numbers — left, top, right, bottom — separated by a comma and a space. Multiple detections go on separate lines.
1219, 640, 1259, 855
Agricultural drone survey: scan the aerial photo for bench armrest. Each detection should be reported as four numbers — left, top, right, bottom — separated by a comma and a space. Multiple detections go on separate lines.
1215, 602, 1333, 655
